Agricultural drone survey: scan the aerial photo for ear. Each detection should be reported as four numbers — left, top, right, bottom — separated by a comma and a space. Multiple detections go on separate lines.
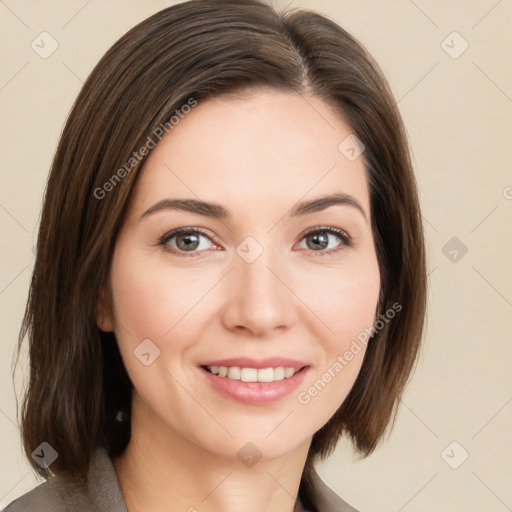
97, 287, 115, 332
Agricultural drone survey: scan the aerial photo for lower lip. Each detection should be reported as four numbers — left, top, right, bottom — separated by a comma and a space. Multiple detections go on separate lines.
199, 366, 310, 405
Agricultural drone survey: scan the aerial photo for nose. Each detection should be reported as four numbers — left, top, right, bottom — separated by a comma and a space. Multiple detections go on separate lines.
220, 248, 299, 337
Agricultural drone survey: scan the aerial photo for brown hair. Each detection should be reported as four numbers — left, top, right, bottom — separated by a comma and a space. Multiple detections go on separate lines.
13, 0, 427, 502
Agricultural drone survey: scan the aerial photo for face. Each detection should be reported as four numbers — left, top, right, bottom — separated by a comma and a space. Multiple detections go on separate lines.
99, 89, 380, 462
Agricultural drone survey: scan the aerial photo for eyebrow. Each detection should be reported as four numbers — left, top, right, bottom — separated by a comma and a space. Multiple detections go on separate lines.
140, 192, 368, 222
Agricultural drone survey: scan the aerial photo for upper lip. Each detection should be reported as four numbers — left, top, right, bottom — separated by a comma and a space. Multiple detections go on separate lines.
198, 357, 309, 371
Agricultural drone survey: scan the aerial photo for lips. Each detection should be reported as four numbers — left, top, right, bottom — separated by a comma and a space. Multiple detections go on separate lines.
198, 364, 311, 405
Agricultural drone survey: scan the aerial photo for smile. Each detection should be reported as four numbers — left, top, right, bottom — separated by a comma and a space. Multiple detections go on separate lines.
204, 365, 301, 383
198, 358, 311, 405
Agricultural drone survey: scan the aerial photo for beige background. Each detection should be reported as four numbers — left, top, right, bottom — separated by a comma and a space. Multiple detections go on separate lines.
1, 0, 511, 510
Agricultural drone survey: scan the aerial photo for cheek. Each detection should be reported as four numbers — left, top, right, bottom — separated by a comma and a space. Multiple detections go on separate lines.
299, 257, 381, 344
293, 257, 380, 411
335, 273, 380, 343
296, 266, 380, 420
109, 246, 205, 342
107, 247, 201, 402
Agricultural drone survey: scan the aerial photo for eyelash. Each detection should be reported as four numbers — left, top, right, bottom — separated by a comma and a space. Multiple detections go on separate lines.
157, 226, 353, 258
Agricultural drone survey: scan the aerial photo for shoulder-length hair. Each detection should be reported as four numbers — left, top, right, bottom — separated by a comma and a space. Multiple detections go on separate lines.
13, 0, 427, 500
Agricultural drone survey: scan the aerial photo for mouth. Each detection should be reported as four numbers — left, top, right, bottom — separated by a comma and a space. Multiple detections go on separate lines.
197, 358, 311, 405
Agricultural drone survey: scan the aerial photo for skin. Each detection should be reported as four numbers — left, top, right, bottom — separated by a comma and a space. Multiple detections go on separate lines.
98, 89, 381, 512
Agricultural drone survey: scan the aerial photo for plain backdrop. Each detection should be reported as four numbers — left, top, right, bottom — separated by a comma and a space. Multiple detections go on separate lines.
1, 1, 511, 511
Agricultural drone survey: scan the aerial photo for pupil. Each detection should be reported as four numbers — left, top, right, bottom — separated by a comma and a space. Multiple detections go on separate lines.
310, 233, 328, 250
178, 233, 199, 251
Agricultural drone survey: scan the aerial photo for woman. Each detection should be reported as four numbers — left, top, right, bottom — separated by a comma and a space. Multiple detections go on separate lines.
6, 0, 426, 511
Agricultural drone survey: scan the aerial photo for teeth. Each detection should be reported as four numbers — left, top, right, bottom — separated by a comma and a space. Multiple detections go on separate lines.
206, 366, 299, 383
241, 367, 257, 382
227, 367, 241, 380
273, 367, 285, 380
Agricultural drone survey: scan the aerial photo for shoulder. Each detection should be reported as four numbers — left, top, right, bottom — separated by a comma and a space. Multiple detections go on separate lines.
2, 477, 72, 512
308, 468, 362, 512
2, 446, 128, 512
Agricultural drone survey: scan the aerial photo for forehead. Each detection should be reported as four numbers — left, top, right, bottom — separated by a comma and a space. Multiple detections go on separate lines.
128, 90, 370, 221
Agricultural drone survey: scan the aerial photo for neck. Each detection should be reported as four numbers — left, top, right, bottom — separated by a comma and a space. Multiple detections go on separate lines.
112, 394, 312, 512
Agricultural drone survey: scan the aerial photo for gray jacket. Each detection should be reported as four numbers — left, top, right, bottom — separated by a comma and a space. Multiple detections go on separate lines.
2, 446, 359, 511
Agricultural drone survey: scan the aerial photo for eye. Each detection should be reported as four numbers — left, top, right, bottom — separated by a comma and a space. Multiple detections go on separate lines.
296, 226, 352, 256
158, 225, 352, 257
158, 227, 218, 256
